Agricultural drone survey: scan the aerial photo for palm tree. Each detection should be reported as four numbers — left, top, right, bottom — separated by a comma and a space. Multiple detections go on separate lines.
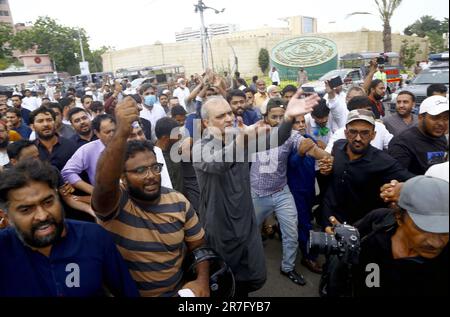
375, 0, 403, 52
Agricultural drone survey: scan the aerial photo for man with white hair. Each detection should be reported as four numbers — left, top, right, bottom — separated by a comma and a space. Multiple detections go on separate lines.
193, 92, 321, 296
173, 78, 190, 111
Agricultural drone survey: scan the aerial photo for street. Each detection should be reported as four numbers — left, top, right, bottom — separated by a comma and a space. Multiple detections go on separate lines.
251, 236, 322, 297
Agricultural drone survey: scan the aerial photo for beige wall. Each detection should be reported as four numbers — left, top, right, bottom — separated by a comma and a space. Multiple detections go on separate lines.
103, 30, 429, 79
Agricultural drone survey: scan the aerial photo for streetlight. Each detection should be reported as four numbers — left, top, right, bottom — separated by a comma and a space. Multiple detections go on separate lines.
194, 0, 225, 71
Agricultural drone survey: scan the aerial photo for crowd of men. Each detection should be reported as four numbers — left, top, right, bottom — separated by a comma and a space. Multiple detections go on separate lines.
0, 58, 448, 297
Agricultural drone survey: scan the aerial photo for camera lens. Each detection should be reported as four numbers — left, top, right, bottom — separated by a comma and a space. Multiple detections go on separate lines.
308, 231, 338, 256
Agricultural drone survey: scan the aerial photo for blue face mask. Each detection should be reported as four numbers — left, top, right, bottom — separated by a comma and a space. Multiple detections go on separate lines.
144, 95, 157, 106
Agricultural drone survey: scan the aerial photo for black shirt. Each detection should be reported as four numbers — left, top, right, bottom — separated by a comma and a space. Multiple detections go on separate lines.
35, 136, 78, 171
70, 133, 98, 150
352, 209, 449, 296
388, 126, 448, 175
139, 118, 152, 141
323, 140, 414, 225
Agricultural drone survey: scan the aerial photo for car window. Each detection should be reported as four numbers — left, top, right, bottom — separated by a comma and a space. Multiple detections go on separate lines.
348, 71, 361, 81
412, 70, 449, 85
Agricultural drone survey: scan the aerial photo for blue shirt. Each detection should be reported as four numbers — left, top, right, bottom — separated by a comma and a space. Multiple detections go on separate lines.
0, 220, 139, 297
241, 109, 260, 126
13, 123, 32, 139
287, 134, 317, 196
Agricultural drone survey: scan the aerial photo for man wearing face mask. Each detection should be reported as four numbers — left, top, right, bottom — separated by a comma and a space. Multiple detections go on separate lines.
363, 60, 386, 119
138, 84, 166, 143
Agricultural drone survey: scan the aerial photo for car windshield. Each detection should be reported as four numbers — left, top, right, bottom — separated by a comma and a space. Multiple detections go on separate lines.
131, 78, 146, 88
319, 70, 349, 81
412, 69, 449, 84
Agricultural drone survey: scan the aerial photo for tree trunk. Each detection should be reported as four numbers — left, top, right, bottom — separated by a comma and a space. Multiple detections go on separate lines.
383, 20, 392, 52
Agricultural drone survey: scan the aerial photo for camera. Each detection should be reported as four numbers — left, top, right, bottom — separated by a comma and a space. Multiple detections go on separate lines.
377, 54, 389, 65
308, 224, 361, 265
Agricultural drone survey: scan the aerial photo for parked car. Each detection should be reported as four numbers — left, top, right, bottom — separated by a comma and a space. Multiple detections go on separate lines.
390, 66, 449, 114
301, 68, 363, 96
0, 84, 14, 98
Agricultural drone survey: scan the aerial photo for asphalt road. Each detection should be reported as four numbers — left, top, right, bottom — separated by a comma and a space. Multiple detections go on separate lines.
250, 236, 322, 297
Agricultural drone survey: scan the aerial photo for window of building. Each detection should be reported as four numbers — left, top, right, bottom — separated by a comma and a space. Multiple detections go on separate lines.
0, 11, 10, 16
303, 17, 314, 33
0, 0, 7, 4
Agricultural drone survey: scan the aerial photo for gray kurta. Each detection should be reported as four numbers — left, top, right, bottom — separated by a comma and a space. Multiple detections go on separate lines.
192, 134, 267, 291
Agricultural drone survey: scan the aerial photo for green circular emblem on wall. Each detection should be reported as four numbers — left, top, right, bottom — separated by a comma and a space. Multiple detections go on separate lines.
271, 36, 338, 68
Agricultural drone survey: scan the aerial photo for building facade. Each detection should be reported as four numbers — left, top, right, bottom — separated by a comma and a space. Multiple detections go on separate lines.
103, 15, 429, 79
0, 0, 13, 26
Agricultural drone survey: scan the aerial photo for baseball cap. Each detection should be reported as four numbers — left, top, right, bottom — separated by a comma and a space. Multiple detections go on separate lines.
346, 109, 375, 126
398, 175, 449, 233
419, 95, 449, 115
262, 97, 286, 115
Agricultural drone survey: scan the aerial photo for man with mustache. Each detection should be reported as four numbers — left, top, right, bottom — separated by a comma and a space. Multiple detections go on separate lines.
227, 89, 259, 126
319, 109, 414, 227
363, 59, 386, 119
0, 159, 139, 297
92, 97, 209, 297
388, 96, 449, 175
68, 108, 98, 150
31, 107, 77, 171
383, 91, 418, 137
350, 176, 448, 296
193, 91, 321, 296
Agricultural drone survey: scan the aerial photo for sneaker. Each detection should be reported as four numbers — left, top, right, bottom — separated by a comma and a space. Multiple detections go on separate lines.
280, 268, 306, 286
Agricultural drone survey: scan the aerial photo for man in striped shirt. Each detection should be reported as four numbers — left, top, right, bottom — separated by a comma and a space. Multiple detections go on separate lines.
92, 97, 209, 297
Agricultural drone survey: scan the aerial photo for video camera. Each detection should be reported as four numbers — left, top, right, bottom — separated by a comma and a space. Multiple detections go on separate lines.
308, 223, 361, 265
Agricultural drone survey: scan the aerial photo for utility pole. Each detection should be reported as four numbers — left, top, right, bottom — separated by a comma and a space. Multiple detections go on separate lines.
78, 28, 86, 62
194, 0, 225, 71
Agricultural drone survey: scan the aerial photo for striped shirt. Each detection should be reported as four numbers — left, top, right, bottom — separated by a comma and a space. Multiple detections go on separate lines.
96, 186, 205, 297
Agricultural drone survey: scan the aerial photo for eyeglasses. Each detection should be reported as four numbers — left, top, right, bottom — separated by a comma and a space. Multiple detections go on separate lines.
125, 163, 164, 177
347, 129, 372, 139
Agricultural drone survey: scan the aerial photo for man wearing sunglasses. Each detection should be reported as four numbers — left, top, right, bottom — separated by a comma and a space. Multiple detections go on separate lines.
92, 97, 209, 297
318, 109, 414, 228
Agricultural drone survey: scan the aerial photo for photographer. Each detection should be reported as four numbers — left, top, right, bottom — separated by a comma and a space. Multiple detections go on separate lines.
317, 176, 448, 296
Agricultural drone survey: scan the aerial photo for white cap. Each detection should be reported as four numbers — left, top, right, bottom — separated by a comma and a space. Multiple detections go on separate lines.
419, 95, 449, 115
177, 78, 185, 84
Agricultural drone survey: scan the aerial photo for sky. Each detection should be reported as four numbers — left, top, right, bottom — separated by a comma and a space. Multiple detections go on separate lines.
8, 0, 449, 50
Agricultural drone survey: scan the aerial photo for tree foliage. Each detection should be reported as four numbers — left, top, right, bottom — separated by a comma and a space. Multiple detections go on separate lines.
404, 16, 448, 54
374, 0, 403, 52
404, 16, 442, 37
10, 16, 105, 75
258, 48, 270, 74
0, 22, 14, 70
400, 39, 422, 69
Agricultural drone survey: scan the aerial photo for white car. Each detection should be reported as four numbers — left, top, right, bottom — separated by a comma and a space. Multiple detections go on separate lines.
301, 69, 363, 96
